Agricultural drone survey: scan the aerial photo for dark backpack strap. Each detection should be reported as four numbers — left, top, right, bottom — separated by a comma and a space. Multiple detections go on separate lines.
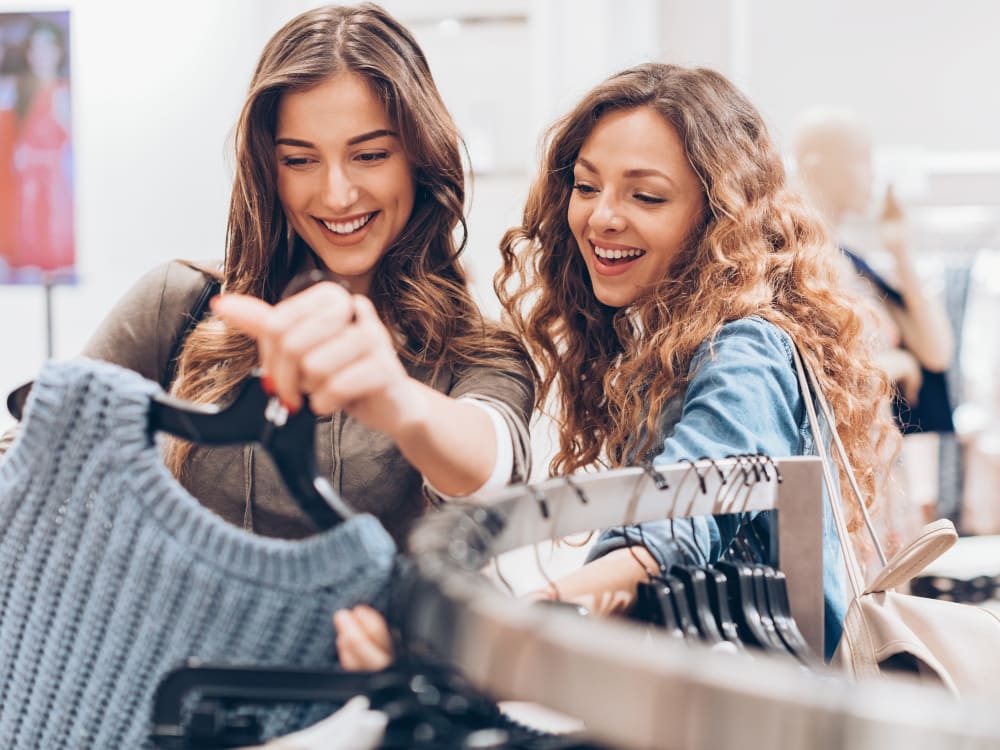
162, 276, 222, 390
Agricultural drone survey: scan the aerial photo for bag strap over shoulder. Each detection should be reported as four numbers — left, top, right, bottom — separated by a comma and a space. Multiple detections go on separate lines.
162, 273, 222, 391
789, 333, 961, 596
789, 341, 868, 598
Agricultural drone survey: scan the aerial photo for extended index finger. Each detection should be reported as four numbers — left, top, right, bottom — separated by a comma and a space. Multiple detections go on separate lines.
210, 294, 276, 340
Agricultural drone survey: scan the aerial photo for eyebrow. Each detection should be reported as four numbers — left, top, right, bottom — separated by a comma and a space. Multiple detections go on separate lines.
274, 129, 399, 148
576, 157, 676, 186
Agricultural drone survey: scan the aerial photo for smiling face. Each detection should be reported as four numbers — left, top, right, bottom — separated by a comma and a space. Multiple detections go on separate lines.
275, 72, 416, 295
568, 106, 706, 308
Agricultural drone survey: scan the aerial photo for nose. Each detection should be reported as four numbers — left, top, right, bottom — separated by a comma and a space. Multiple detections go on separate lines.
590, 193, 626, 234
320, 163, 359, 211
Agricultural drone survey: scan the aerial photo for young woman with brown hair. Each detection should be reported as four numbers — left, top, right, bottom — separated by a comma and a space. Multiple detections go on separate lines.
496, 62, 898, 658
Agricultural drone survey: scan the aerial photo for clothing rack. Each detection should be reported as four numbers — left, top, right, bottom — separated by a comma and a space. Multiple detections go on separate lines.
397, 456, 1000, 750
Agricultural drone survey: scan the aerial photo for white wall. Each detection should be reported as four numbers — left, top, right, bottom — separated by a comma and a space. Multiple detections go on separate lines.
3, 0, 1000, 432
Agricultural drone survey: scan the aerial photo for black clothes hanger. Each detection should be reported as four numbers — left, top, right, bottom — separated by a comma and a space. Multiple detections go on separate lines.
658, 569, 702, 642
627, 532, 683, 638
747, 562, 794, 654
670, 563, 725, 645
703, 564, 744, 649
653, 518, 709, 644
663, 466, 727, 647
760, 565, 817, 666
148, 375, 354, 530
151, 661, 612, 750
713, 560, 776, 652
626, 469, 685, 638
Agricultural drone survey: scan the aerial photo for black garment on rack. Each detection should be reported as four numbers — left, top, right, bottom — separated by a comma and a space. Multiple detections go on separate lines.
842, 247, 954, 435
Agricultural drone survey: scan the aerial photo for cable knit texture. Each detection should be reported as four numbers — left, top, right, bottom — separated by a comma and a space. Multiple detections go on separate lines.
0, 358, 397, 749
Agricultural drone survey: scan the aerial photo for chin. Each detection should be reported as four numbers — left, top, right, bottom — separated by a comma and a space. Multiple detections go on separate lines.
593, 287, 635, 309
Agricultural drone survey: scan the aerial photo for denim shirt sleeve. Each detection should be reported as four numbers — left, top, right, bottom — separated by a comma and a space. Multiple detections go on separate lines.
587, 318, 802, 569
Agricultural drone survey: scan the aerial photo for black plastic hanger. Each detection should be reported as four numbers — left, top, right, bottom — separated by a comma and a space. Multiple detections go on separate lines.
152, 661, 604, 750
702, 564, 744, 649
713, 560, 773, 651
760, 565, 817, 666
630, 552, 683, 638
670, 564, 725, 645
657, 571, 702, 642
748, 563, 794, 654
148, 374, 354, 530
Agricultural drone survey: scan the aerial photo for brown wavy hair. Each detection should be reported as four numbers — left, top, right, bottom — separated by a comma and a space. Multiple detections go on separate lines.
496, 63, 897, 531
165, 3, 526, 475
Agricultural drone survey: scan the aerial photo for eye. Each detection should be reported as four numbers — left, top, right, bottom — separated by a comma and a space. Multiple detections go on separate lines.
280, 156, 315, 168
572, 183, 598, 195
356, 151, 390, 164
635, 193, 665, 204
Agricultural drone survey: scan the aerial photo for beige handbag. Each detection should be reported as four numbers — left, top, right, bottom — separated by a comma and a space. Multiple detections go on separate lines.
790, 342, 1000, 700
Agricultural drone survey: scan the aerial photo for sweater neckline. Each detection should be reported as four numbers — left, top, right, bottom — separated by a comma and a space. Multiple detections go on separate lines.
14, 358, 397, 592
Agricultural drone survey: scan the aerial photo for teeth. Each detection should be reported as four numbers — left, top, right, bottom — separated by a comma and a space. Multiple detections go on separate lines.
593, 244, 644, 260
323, 213, 374, 235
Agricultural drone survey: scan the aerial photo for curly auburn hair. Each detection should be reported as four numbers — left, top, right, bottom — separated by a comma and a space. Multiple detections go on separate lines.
496, 63, 898, 532
165, 3, 526, 475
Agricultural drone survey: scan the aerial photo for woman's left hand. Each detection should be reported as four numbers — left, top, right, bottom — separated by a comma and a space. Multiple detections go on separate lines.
333, 605, 394, 671
211, 282, 428, 438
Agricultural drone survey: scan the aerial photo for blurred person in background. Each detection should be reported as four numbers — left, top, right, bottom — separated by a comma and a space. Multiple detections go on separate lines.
792, 107, 954, 547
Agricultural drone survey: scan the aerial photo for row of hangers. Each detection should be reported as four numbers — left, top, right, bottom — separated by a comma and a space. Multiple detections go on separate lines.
516, 455, 818, 666
627, 523, 815, 666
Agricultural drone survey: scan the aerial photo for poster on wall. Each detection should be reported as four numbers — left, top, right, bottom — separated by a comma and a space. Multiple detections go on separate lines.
0, 10, 74, 285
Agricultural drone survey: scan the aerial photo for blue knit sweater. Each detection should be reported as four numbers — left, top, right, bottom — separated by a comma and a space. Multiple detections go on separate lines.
0, 358, 397, 749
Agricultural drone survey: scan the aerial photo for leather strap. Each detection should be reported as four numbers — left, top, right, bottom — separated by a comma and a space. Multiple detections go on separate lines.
162, 276, 221, 390
789, 341, 867, 598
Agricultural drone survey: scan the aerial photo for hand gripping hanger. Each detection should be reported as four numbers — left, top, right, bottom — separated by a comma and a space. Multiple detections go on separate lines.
147, 268, 357, 531
147, 375, 354, 530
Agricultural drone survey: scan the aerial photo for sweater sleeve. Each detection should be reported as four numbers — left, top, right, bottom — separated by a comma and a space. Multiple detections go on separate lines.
587, 318, 803, 569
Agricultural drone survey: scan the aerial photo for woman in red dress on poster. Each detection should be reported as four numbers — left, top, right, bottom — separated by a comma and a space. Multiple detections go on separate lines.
0, 25, 19, 268
13, 19, 73, 275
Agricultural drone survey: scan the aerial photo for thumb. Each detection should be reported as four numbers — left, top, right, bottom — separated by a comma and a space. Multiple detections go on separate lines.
209, 293, 275, 340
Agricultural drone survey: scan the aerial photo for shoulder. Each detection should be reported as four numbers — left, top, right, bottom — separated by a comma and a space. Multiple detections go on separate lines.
120, 260, 219, 323
447, 359, 533, 411
124, 259, 215, 295
158, 260, 220, 317
693, 316, 794, 371
80, 260, 220, 384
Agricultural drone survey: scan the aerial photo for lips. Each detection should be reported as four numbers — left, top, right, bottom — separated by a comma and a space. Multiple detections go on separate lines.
319, 211, 377, 236
590, 240, 645, 276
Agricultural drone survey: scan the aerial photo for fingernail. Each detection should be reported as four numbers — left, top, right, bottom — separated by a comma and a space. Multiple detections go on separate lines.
261, 375, 275, 396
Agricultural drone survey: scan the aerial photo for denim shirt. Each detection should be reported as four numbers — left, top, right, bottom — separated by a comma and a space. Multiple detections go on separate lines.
586, 317, 848, 659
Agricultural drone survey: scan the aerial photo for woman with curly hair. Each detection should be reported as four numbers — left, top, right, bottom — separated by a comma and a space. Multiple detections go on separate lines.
2, 4, 533, 664
496, 62, 898, 658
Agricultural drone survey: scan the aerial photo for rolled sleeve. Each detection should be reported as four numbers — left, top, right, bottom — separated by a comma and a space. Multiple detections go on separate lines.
447, 359, 534, 485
